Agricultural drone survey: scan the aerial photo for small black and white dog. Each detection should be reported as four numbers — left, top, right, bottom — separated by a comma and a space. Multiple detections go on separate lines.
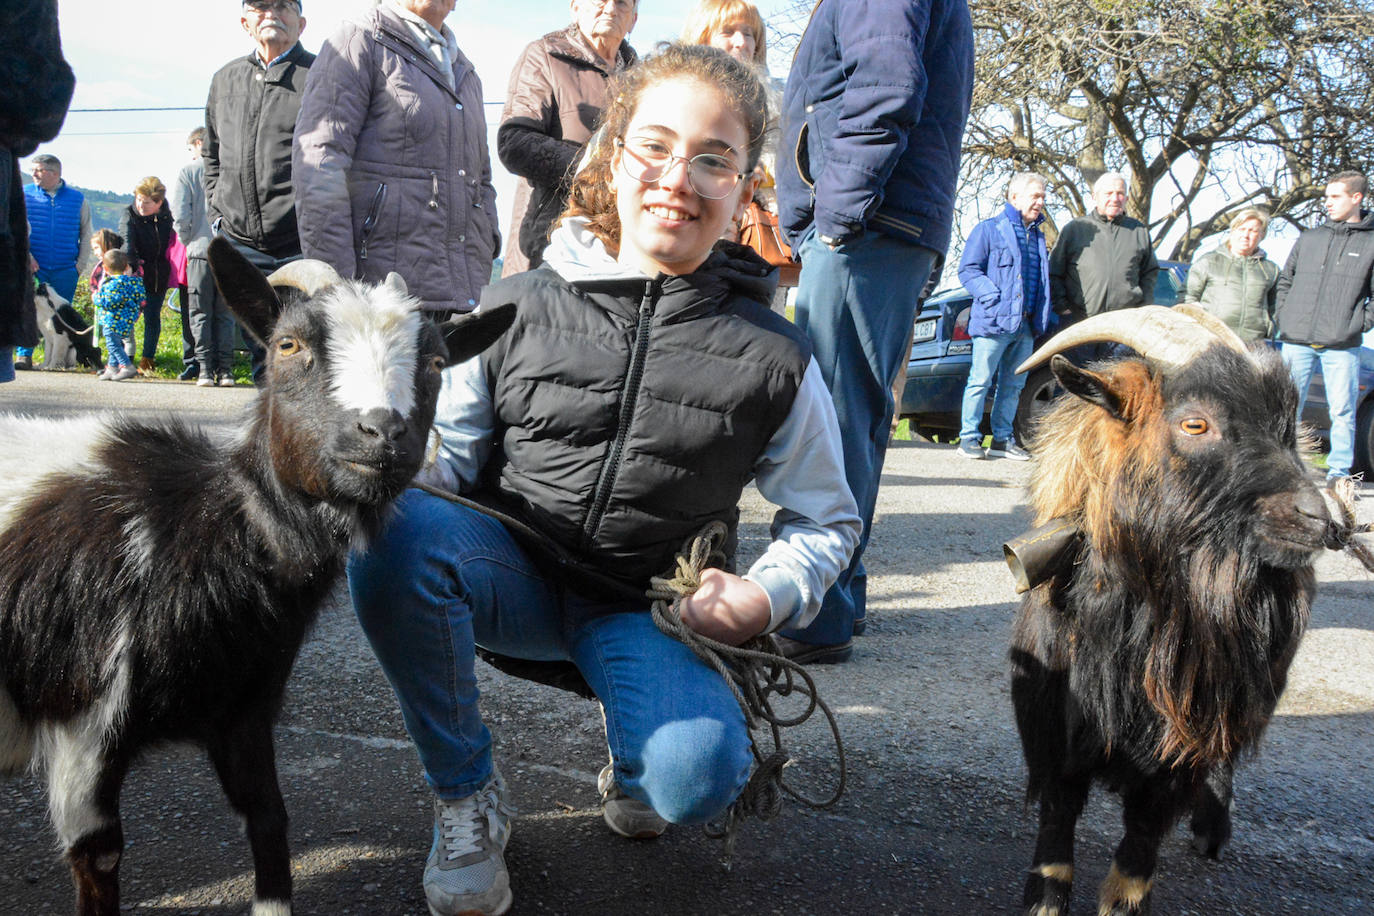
34, 282, 103, 370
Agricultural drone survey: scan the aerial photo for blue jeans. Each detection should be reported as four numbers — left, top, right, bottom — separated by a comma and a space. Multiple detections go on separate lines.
959, 326, 1035, 444
19, 264, 79, 358
1283, 342, 1359, 477
781, 230, 938, 646
103, 329, 132, 368
346, 490, 752, 822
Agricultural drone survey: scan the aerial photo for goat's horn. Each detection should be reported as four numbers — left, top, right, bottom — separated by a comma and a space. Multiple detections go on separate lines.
266, 259, 343, 297
1171, 302, 1251, 356
1017, 305, 1249, 376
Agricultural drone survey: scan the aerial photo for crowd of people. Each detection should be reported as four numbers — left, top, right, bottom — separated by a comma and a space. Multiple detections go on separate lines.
954, 167, 1374, 492
2, 2, 1372, 915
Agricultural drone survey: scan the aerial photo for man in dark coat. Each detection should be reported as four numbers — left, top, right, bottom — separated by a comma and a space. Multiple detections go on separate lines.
1048, 172, 1159, 323
203, 0, 315, 383
0, 0, 74, 382
774, 0, 974, 663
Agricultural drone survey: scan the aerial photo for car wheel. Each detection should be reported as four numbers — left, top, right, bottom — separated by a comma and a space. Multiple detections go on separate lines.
1014, 365, 1064, 444
1354, 400, 1374, 476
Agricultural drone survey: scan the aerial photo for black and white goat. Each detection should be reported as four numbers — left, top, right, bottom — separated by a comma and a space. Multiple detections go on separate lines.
0, 237, 514, 916
34, 281, 103, 371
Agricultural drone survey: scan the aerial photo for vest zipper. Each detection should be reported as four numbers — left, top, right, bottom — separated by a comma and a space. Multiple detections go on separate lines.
583, 279, 659, 544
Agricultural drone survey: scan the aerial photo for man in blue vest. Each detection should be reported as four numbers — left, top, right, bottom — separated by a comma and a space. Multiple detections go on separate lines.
954, 172, 1055, 460
774, 0, 974, 663
20, 153, 91, 370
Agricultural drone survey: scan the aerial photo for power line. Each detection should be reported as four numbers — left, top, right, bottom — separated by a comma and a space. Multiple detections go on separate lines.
68, 102, 506, 113
68, 107, 203, 113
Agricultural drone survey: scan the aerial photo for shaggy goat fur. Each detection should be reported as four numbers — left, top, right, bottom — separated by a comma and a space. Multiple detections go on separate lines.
1012, 343, 1329, 915
0, 238, 514, 916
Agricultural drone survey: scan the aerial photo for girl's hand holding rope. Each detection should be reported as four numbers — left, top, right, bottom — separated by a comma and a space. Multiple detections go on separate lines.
678, 568, 772, 645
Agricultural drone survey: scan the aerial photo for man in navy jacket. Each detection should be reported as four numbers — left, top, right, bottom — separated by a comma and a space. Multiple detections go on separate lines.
954, 173, 1054, 461
774, 0, 974, 663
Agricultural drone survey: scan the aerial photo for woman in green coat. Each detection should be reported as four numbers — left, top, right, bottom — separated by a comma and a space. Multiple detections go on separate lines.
1186, 207, 1280, 341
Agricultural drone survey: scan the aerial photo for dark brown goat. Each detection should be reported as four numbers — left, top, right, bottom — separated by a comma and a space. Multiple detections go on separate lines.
1009, 305, 1333, 915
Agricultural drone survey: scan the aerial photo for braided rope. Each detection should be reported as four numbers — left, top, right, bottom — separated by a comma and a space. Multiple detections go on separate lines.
1324, 477, 1374, 571
646, 521, 847, 861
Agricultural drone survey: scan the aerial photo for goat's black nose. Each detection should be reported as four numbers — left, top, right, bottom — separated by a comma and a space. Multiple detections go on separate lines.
357, 408, 407, 442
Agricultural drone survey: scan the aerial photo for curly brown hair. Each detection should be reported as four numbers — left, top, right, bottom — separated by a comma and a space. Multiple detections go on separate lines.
559, 42, 770, 252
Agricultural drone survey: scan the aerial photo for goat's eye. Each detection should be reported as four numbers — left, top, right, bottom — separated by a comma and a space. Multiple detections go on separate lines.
430, 355, 447, 373
1180, 417, 1209, 436
277, 337, 301, 356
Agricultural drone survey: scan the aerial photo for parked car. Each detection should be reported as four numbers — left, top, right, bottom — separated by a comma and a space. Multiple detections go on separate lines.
898, 262, 1187, 444
897, 262, 1374, 472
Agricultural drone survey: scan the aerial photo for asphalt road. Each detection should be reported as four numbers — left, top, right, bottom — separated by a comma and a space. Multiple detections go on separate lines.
2, 368, 1372, 915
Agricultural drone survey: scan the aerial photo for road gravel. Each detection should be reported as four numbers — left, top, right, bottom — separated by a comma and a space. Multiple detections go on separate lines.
1, 369, 1371, 914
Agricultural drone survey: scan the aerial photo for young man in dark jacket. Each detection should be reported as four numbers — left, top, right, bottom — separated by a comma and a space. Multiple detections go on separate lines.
774, 0, 974, 664
1275, 169, 1374, 488
203, 0, 315, 383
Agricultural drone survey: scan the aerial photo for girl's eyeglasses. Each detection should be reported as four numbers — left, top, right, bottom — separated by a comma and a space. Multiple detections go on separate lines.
614, 137, 745, 200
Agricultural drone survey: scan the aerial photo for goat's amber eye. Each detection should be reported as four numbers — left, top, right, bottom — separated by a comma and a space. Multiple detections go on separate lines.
430, 355, 446, 373
277, 337, 301, 356
1180, 417, 1209, 435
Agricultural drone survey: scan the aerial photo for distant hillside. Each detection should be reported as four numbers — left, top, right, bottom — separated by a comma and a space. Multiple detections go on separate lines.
21, 174, 129, 235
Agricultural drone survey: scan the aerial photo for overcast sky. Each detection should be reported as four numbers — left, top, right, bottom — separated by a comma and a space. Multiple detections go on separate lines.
43, 0, 795, 241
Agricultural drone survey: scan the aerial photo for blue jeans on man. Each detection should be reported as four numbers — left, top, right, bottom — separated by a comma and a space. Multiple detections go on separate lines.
347, 491, 753, 821
960, 325, 1035, 445
779, 229, 939, 649
1282, 342, 1359, 479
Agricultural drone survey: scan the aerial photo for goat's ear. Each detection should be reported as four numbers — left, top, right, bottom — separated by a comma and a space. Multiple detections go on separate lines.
207, 237, 282, 347
440, 303, 516, 367
1051, 355, 1126, 420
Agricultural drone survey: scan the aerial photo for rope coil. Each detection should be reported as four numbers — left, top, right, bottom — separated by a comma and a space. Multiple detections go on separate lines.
646, 521, 847, 863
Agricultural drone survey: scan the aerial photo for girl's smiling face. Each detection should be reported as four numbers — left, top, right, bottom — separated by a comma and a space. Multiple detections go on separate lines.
612, 77, 755, 277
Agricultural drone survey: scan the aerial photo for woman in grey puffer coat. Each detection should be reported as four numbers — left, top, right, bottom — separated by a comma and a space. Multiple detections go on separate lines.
293, 0, 499, 315
1185, 207, 1280, 341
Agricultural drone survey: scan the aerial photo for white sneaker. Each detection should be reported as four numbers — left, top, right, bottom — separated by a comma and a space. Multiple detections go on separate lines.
597, 763, 668, 839
196, 375, 215, 387
110, 365, 138, 381
425, 770, 514, 916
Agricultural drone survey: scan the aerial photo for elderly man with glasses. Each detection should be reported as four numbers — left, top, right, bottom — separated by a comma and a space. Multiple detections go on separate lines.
202, 0, 314, 385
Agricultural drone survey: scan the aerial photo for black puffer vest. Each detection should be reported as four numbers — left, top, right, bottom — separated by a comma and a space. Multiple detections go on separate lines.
476, 244, 811, 597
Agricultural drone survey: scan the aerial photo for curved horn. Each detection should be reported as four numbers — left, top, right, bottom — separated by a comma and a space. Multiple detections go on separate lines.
1017, 305, 1250, 376
265, 259, 343, 297
1171, 302, 1251, 357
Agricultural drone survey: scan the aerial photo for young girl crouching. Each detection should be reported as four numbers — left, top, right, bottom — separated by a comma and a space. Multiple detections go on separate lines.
347, 43, 861, 916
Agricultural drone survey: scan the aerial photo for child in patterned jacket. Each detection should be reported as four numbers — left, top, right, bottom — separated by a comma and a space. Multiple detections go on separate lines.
92, 249, 144, 381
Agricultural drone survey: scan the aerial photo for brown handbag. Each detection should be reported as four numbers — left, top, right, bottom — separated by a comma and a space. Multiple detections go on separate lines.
738, 200, 801, 287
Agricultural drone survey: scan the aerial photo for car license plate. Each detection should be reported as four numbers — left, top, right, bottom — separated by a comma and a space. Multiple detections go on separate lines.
912, 318, 937, 343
